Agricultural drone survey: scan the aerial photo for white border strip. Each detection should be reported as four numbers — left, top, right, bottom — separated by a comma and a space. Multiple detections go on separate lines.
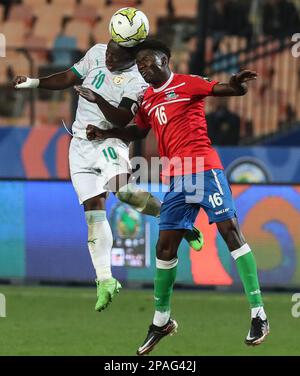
212, 169, 224, 195
156, 258, 178, 269
231, 244, 251, 260
165, 82, 186, 92
153, 72, 175, 92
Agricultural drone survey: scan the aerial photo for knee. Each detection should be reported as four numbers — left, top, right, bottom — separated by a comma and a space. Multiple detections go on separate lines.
116, 185, 149, 208
83, 194, 106, 211
218, 219, 245, 251
116, 185, 161, 217
156, 240, 178, 261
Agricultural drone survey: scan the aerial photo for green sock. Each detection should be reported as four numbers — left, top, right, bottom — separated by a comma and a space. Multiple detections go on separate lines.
232, 244, 263, 308
154, 259, 178, 312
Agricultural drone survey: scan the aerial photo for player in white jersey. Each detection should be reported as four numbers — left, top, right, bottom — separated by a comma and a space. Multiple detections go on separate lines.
14, 40, 203, 312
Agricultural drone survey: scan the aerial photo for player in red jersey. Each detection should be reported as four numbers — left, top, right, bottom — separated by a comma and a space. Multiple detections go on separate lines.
86, 39, 269, 354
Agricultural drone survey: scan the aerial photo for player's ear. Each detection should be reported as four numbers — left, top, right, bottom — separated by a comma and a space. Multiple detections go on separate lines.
161, 56, 168, 67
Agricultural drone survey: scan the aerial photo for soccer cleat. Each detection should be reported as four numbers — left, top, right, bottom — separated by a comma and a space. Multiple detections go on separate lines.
95, 278, 122, 312
245, 317, 270, 346
137, 318, 178, 356
184, 226, 204, 251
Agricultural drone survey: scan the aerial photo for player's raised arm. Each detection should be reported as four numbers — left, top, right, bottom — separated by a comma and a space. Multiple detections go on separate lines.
86, 124, 149, 142
14, 68, 82, 91
14, 44, 97, 90
212, 70, 258, 97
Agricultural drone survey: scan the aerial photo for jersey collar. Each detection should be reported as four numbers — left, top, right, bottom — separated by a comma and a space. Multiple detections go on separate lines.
153, 72, 174, 93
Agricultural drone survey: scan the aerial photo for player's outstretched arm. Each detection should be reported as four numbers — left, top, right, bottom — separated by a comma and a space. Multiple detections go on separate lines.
14, 69, 82, 91
212, 70, 257, 97
86, 124, 149, 142
75, 86, 135, 127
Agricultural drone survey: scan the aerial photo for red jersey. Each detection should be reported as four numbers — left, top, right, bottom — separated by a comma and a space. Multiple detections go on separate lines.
135, 73, 224, 177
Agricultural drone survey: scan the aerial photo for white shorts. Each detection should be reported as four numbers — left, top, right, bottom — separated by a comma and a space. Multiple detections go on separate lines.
69, 137, 131, 204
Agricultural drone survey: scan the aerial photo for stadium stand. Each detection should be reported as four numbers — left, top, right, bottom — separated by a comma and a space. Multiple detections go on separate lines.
0, 0, 299, 145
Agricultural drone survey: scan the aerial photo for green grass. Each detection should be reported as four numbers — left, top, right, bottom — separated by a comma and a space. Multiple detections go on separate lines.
0, 285, 299, 356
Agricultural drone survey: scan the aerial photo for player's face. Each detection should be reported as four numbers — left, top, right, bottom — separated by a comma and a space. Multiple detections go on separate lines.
105, 40, 134, 72
136, 50, 166, 84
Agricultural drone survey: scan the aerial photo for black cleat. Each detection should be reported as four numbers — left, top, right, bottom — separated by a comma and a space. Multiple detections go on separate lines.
137, 318, 178, 356
245, 317, 270, 346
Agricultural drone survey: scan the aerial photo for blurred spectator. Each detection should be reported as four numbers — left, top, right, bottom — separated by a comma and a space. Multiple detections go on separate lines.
285, 104, 297, 123
208, 0, 231, 43
207, 99, 241, 145
211, 38, 240, 74
0, 0, 21, 21
208, 0, 252, 41
52, 20, 77, 68
244, 120, 254, 139
279, 103, 298, 128
6, 65, 15, 82
229, 0, 252, 39
167, 0, 175, 17
262, 0, 300, 37
0, 65, 25, 117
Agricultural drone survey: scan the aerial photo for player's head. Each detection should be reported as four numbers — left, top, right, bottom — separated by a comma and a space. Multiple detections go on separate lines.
134, 39, 171, 85
106, 40, 136, 72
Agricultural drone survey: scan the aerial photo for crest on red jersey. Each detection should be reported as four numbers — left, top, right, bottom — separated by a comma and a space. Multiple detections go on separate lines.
165, 91, 179, 100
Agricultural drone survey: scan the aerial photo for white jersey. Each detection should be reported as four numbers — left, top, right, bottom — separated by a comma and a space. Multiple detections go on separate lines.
71, 43, 147, 139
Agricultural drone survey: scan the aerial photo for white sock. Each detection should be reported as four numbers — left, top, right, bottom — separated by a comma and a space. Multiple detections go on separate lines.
153, 310, 170, 327
251, 306, 267, 320
85, 210, 113, 281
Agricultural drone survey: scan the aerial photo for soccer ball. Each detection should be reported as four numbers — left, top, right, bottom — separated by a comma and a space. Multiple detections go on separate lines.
109, 7, 150, 48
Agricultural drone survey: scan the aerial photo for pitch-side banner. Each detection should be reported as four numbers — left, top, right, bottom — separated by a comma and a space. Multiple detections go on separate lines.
1, 127, 300, 183
0, 181, 299, 288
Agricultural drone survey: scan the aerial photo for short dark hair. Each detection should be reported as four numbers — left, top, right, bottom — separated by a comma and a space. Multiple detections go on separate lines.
134, 38, 171, 59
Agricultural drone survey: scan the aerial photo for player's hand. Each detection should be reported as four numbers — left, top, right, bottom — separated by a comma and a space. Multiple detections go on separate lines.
14, 76, 40, 89
235, 70, 258, 83
86, 124, 109, 141
74, 86, 99, 103
13, 76, 27, 87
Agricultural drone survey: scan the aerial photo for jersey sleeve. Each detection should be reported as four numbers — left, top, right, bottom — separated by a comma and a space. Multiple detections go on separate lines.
135, 107, 151, 130
71, 47, 95, 79
123, 78, 148, 104
186, 75, 219, 97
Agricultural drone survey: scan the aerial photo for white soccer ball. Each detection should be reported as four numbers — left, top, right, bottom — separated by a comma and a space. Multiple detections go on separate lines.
109, 7, 150, 48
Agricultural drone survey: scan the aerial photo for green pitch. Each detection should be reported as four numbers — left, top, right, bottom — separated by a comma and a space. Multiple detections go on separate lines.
0, 285, 299, 356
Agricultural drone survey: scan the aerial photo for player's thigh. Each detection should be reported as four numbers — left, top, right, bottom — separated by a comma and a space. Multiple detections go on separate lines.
71, 171, 108, 205
159, 176, 200, 232
96, 139, 132, 192
69, 138, 108, 204
156, 229, 186, 261
201, 169, 237, 224
69, 137, 94, 173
